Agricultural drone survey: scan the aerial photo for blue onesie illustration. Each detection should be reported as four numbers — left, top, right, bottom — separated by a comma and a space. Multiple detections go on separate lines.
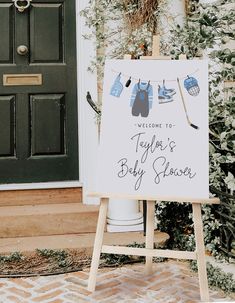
130, 81, 153, 117
110, 73, 123, 97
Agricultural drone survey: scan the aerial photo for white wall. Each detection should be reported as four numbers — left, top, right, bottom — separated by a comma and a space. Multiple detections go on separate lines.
76, 0, 100, 205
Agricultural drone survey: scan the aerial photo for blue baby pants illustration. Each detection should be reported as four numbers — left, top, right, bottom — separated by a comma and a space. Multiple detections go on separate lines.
130, 81, 153, 118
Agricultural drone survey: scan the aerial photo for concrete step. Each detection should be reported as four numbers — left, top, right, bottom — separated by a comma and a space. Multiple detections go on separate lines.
0, 203, 99, 238
0, 231, 170, 254
0, 187, 82, 206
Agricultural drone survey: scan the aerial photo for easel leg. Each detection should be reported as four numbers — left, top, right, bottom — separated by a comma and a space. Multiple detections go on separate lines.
192, 203, 209, 302
88, 198, 109, 292
145, 200, 155, 275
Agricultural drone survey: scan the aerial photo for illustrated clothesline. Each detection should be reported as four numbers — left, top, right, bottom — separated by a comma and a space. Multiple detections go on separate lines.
111, 69, 199, 83
110, 69, 201, 130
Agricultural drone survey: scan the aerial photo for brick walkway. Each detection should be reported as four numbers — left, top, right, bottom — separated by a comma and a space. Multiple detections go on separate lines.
0, 260, 234, 303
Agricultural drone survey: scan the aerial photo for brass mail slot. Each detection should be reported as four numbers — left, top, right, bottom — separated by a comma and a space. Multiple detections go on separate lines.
3, 74, 42, 86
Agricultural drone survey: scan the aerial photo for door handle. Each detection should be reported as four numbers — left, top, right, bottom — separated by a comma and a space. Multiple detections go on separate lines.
13, 0, 32, 13
17, 45, 29, 56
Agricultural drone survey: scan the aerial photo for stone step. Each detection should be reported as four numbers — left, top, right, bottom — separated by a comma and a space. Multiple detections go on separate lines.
0, 187, 82, 206
0, 203, 99, 238
0, 231, 170, 254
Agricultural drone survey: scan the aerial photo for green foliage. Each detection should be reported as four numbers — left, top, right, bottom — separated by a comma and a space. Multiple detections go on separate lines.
36, 249, 69, 267
155, 202, 222, 255
168, 0, 235, 57
0, 252, 24, 263
191, 261, 235, 294
156, 202, 194, 251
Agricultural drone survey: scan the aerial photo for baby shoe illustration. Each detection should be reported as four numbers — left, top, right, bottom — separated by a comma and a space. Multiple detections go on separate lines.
158, 83, 175, 104
162, 80, 176, 96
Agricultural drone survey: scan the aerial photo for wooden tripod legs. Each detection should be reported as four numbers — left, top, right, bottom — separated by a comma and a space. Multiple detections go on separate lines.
87, 198, 210, 302
88, 198, 108, 292
145, 200, 155, 274
192, 203, 209, 302
142, 201, 210, 301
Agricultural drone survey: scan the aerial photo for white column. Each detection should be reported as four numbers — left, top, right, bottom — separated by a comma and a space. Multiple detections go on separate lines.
107, 199, 144, 232
159, 0, 185, 40
200, 0, 217, 3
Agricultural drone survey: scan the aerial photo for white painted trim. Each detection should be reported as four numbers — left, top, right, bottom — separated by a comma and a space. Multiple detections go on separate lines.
0, 181, 83, 191
76, 0, 100, 205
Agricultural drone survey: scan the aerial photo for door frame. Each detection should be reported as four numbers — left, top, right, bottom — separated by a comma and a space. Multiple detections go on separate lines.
0, 0, 99, 205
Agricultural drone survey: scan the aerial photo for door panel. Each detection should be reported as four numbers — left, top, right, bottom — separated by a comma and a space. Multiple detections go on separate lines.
0, 4, 14, 63
0, 95, 15, 156
30, 4, 63, 63
0, 0, 78, 184
30, 94, 65, 155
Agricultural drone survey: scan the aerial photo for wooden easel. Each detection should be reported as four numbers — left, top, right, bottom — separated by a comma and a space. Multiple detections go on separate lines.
87, 36, 220, 302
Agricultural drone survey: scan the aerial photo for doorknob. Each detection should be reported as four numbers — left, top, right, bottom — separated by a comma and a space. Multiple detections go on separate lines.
17, 45, 29, 56
13, 0, 32, 13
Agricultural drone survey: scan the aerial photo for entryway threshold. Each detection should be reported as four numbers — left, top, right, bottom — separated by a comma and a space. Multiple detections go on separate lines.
0, 181, 82, 191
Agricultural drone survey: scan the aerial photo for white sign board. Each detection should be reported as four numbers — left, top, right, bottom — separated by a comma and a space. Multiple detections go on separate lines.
96, 59, 209, 199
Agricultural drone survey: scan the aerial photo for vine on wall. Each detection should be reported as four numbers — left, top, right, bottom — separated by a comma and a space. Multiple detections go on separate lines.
80, 0, 167, 73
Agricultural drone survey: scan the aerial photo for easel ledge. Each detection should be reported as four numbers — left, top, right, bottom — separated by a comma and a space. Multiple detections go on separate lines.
88, 192, 220, 204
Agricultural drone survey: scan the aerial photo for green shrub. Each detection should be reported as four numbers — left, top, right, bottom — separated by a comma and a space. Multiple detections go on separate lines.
0, 252, 24, 263
191, 261, 235, 293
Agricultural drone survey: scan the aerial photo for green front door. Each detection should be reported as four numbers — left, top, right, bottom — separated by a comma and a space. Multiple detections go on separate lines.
0, 0, 79, 183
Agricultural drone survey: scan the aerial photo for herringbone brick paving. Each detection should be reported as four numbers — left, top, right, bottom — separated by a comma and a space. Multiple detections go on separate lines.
0, 260, 234, 303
